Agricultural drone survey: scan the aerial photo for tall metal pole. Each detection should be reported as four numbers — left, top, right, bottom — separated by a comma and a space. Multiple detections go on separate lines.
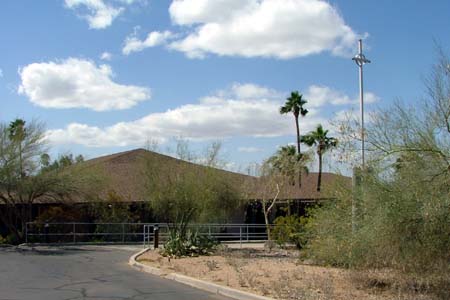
351, 39, 370, 235
352, 39, 371, 168
358, 40, 365, 167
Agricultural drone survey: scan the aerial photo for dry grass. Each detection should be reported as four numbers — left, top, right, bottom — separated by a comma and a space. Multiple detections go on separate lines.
137, 246, 442, 300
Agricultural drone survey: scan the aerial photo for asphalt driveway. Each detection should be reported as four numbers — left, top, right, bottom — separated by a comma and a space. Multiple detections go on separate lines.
0, 245, 229, 300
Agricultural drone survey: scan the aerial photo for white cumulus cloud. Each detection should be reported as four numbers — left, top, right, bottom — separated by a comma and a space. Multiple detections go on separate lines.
203, 83, 282, 102
65, 0, 143, 29
169, 0, 246, 25
238, 147, 263, 153
305, 85, 379, 108
100, 51, 113, 60
46, 83, 378, 148
122, 31, 174, 55
0, 69, 3, 78
228, 83, 282, 99
18, 58, 151, 111
46, 83, 322, 147
166, 0, 361, 59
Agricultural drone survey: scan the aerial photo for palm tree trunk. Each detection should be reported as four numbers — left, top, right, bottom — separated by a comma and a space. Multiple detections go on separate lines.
295, 115, 301, 154
317, 151, 322, 192
19, 143, 23, 179
295, 115, 302, 188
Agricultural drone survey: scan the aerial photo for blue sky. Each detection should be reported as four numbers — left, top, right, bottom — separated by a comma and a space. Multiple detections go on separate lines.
1, 0, 449, 173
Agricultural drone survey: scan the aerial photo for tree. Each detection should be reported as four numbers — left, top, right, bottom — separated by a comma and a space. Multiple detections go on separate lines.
258, 162, 283, 241
75, 154, 84, 164
40, 153, 50, 168
248, 147, 308, 240
8, 119, 26, 178
280, 91, 308, 155
280, 91, 308, 187
267, 145, 309, 186
0, 120, 95, 243
145, 143, 242, 225
301, 124, 337, 191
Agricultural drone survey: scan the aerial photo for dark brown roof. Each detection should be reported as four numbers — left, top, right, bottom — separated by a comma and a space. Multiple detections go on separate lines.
70, 148, 253, 203
36, 148, 351, 204
247, 172, 351, 202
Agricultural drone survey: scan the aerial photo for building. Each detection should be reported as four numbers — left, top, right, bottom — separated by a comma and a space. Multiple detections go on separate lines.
1, 148, 351, 234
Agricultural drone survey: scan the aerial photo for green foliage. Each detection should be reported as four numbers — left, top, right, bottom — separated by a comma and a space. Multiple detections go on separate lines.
0, 235, 18, 246
280, 91, 308, 117
145, 155, 242, 224
305, 167, 450, 274
40, 153, 85, 173
304, 48, 450, 295
267, 145, 309, 185
35, 206, 84, 223
0, 119, 101, 243
301, 124, 337, 191
160, 217, 218, 258
302, 184, 354, 267
272, 215, 308, 249
89, 190, 138, 223
161, 229, 218, 258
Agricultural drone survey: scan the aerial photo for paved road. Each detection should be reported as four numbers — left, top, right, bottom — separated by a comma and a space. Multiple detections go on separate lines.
0, 245, 230, 300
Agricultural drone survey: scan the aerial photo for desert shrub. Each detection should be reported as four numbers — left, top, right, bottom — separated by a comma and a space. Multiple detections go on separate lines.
4, 233, 20, 245
272, 215, 308, 248
302, 185, 353, 267
160, 218, 218, 258
305, 140, 450, 272
35, 206, 84, 223
304, 48, 450, 299
146, 160, 242, 224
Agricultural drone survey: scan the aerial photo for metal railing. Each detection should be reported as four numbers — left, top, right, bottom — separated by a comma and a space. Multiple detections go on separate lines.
25, 222, 273, 245
25, 222, 151, 244
143, 223, 272, 247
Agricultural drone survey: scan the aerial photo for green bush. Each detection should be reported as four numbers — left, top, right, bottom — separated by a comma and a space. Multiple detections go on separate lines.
160, 223, 218, 258
303, 50, 450, 295
304, 166, 450, 271
4, 234, 20, 245
272, 215, 308, 248
304, 100, 450, 299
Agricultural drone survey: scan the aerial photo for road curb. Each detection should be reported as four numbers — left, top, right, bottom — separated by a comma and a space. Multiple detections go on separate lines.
129, 249, 274, 300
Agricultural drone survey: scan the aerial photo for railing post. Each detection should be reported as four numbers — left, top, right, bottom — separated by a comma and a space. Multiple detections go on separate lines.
153, 225, 159, 249
143, 225, 146, 248
239, 227, 242, 248
73, 223, 76, 244
246, 225, 249, 242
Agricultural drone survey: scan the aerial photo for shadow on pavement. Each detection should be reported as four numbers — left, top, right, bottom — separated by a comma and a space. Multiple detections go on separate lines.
1, 245, 114, 256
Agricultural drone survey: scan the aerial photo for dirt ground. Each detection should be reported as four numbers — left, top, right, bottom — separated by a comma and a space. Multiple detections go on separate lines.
138, 245, 434, 300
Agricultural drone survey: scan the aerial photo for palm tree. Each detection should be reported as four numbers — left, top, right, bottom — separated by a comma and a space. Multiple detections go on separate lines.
302, 124, 337, 192
8, 119, 26, 178
268, 145, 308, 186
280, 91, 308, 155
280, 91, 308, 187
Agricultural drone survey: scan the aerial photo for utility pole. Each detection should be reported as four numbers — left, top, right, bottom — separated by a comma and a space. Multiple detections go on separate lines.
352, 39, 371, 168
351, 39, 371, 235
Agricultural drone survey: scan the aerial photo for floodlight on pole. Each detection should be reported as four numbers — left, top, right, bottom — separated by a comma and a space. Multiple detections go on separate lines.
352, 39, 371, 168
